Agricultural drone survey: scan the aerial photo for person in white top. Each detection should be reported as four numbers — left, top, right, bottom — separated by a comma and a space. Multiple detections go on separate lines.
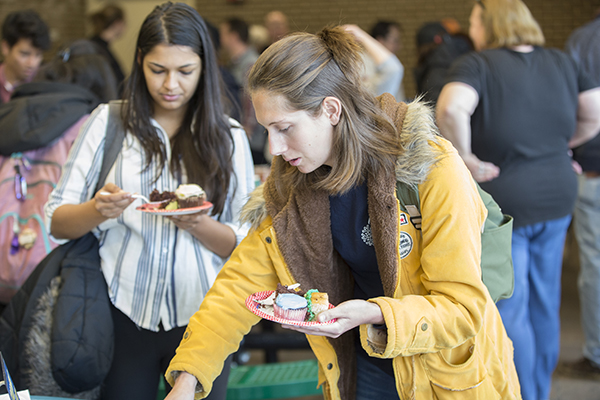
343, 22, 405, 102
44, 3, 254, 400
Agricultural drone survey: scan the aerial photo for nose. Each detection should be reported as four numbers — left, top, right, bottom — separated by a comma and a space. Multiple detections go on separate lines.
26, 54, 42, 69
163, 71, 178, 91
268, 131, 287, 156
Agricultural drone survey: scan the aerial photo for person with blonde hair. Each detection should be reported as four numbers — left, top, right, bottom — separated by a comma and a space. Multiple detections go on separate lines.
436, 0, 600, 398
165, 25, 521, 400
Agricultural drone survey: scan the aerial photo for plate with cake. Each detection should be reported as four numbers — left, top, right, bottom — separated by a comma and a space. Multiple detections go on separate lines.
246, 283, 336, 326
136, 184, 213, 215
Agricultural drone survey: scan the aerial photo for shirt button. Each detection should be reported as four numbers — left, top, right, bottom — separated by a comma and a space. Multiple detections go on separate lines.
163, 248, 168, 254
421, 323, 428, 331
184, 331, 189, 339
327, 363, 333, 370
265, 237, 272, 244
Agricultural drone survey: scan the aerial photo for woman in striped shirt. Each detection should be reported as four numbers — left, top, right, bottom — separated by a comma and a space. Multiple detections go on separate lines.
44, 3, 255, 399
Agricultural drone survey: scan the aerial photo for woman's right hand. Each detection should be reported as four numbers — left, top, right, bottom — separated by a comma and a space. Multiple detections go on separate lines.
94, 183, 136, 219
164, 372, 198, 400
462, 153, 500, 183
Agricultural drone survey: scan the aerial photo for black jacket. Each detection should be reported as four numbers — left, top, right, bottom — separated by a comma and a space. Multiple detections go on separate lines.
0, 233, 113, 399
0, 82, 100, 156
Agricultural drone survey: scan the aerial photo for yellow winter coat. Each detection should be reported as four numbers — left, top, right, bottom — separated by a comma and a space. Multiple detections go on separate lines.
166, 95, 521, 399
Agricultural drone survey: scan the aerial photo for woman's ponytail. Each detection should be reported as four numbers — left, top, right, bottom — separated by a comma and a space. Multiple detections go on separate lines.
316, 26, 363, 86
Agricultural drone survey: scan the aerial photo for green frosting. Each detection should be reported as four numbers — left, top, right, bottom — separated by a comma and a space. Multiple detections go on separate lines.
304, 289, 319, 322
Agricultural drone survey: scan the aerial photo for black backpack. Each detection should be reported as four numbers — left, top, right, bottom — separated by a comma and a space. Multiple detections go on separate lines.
0, 101, 125, 397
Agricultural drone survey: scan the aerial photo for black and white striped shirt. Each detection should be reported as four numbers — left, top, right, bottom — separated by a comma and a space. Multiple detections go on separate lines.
44, 104, 255, 331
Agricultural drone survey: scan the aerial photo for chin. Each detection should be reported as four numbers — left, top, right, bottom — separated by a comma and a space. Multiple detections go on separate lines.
160, 102, 184, 111
296, 165, 319, 174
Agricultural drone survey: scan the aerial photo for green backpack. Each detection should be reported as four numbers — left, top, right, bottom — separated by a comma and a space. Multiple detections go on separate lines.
396, 181, 514, 303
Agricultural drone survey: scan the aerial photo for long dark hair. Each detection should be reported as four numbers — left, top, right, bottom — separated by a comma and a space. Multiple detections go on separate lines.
122, 2, 234, 215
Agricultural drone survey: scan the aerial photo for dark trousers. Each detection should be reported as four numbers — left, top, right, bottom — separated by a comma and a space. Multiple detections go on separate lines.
101, 304, 232, 400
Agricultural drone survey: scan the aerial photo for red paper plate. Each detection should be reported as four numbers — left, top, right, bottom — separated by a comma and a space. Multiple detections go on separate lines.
136, 201, 213, 215
245, 290, 336, 326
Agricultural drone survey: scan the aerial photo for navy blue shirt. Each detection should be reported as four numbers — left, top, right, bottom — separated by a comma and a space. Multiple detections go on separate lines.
330, 181, 394, 377
330, 181, 384, 300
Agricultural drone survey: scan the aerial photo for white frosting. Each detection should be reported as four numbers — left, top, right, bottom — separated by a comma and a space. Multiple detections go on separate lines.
175, 184, 204, 199
276, 293, 307, 309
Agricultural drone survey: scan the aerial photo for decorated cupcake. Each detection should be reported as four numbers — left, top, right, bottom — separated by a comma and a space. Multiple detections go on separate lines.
175, 184, 206, 208
273, 293, 308, 321
305, 289, 330, 321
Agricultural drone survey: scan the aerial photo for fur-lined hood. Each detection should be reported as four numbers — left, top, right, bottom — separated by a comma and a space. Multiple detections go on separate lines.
241, 94, 441, 229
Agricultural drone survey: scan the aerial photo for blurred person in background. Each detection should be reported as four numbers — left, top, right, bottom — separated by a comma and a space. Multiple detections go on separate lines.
249, 24, 269, 55
220, 17, 266, 164
344, 22, 404, 102
0, 39, 117, 351
89, 3, 126, 93
557, 8, 600, 380
205, 19, 241, 123
0, 9, 50, 104
414, 21, 472, 105
263, 10, 289, 52
371, 20, 405, 101
436, 0, 600, 398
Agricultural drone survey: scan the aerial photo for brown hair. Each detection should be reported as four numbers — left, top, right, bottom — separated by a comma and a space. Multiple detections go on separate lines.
247, 26, 399, 195
89, 4, 124, 36
477, 0, 544, 48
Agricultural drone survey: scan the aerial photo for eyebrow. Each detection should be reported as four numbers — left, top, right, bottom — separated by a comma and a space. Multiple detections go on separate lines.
268, 119, 288, 126
148, 61, 198, 69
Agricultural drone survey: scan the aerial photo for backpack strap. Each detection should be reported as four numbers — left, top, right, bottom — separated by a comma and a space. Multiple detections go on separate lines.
94, 100, 126, 193
396, 181, 422, 230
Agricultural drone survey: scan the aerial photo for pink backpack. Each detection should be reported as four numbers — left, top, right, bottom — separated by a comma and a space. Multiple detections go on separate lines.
0, 116, 87, 304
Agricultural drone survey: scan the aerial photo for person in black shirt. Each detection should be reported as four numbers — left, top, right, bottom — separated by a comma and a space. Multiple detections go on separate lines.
89, 4, 126, 94
437, 0, 600, 398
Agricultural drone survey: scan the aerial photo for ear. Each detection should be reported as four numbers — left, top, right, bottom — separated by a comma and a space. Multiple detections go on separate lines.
1, 40, 10, 58
322, 96, 342, 126
136, 48, 142, 65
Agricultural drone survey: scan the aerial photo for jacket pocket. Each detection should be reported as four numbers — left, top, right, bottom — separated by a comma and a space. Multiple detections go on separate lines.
421, 340, 501, 399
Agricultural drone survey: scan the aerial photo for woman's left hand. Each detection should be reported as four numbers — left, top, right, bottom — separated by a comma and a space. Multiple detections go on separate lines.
166, 209, 211, 232
281, 299, 384, 338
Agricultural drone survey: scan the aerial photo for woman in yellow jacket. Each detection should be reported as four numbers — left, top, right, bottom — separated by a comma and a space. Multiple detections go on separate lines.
165, 26, 521, 400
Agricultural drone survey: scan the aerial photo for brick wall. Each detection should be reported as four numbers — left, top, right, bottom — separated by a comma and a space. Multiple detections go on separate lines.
1, 0, 598, 96
195, 0, 600, 98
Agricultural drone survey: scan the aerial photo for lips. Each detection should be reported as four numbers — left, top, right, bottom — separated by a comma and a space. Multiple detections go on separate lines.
161, 93, 180, 101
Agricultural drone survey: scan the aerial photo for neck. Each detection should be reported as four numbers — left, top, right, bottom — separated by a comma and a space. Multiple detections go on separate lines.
100, 29, 116, 43
2, 65, 20, 87
510, 44, 535, 53
153, 106, 187, 139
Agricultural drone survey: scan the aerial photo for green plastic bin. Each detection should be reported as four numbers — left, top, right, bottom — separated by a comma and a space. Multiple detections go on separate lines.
226, 359, 321, 400
156, 359, 321, 400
